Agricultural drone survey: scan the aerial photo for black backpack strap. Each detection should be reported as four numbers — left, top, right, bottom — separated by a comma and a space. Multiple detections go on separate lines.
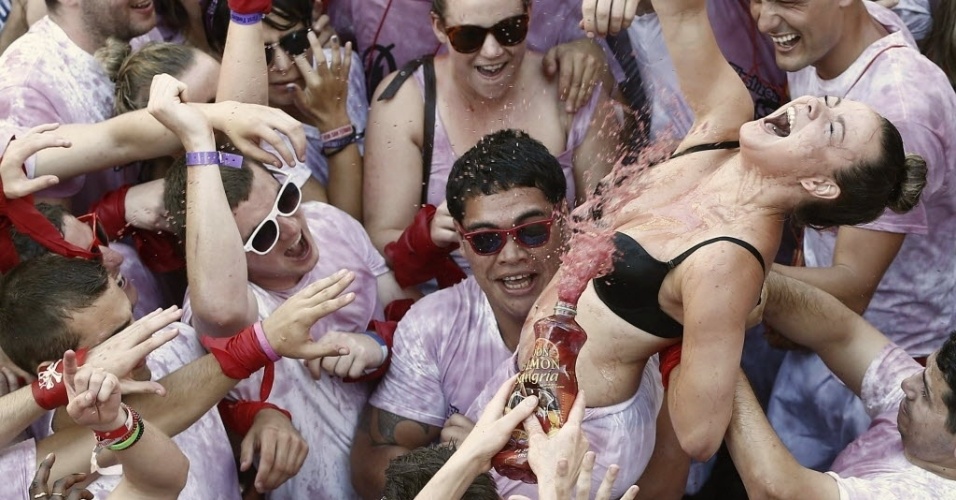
420, 57, 436, 207
376, 56, 436, 208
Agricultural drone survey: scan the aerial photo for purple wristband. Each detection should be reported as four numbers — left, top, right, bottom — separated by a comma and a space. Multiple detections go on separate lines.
253, 322, 281, 362
185, 151, 244, 168
230, 11, 264, 24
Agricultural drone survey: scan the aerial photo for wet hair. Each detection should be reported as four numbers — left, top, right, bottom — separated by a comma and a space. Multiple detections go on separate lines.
936, 331, 956, 434
792, 117, 927, 229
431, 0, 531, 22
0, 255, 109, 373
382, 443, 498, 500
446, 129, 567, 223
921, 0, 956, 89
207, 0, 311, 55
8, 203, 67, 262
163, 145, 256, 239
98, 38, 197, 115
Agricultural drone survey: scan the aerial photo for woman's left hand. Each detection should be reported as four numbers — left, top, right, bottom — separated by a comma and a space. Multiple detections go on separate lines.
289, 32, 353, 130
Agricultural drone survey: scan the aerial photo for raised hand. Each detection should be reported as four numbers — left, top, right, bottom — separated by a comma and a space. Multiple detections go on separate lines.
304, 331, 385, 379
581, 0, 640, 37
64, 350, 124, 431
543, 39, 607, 113
206, 100, 307, 168
146, 74, 214, 151
83, 306, 181, 395
289, 32, 353, 130
261, 269, 357, 360
430, 201, 459, 248
1, 123, 65, 199
452, 375, 539, 472
524, 391, 590, 494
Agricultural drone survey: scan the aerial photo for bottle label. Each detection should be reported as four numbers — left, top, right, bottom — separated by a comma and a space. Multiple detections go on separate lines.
518, 338, 565, 435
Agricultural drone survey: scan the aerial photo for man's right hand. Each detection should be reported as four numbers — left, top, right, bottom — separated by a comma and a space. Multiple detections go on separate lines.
261, 269, 356, 360
240, 409, 309, 493
0, 123, 65, 199
83, 306, 181, 395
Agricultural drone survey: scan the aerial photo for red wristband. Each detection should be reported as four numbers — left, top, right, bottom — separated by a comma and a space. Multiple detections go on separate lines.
31, 349, 89, 410
200, 323, 274, 380
218, 399, 291, 436
659, 343, 682, 391
384, 204, 465, 289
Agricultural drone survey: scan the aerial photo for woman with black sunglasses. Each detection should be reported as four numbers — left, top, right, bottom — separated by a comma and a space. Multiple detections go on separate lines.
363, 0, 622, 293
207, 0, 366, 220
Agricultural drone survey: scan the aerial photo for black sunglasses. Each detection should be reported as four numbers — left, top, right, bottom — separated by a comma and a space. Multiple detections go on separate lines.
459, 217, 554, 256
265, 28, 312, 66
443, 13, 530, 54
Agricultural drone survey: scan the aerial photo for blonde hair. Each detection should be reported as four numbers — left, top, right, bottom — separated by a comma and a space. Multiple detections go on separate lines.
97, 38, 197, 115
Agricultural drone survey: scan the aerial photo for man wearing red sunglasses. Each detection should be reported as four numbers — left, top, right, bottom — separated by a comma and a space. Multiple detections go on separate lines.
353, 129, 585, 499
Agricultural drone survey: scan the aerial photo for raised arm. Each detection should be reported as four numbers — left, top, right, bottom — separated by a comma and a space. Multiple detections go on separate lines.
147, 75, 259, 336
762, 272, 891, 395
725, 372, 840, 500
363, 71, 430, 255
63, 350, 188, 500
571, 89, 619, 204
650, 0, 753, 146
216, 12, 268, 105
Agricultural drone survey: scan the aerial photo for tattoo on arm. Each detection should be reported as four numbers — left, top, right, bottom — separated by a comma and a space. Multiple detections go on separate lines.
367, 407, 434, 446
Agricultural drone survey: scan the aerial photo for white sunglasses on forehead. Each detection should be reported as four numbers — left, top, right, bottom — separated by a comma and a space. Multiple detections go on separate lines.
242, 172, 303, 255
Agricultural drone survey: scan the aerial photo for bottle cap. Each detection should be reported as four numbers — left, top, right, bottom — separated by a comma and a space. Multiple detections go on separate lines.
554, 301, 577, 316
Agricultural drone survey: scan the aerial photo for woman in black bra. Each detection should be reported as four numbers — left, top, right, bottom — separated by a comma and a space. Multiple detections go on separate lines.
512, 0, 928, 465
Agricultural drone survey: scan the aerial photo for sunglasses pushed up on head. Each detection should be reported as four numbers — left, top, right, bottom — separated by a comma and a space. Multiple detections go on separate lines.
443, 12, 530, 54
265, 27, 313, 66
243, 174, 303, 255
459, 217, 555, 256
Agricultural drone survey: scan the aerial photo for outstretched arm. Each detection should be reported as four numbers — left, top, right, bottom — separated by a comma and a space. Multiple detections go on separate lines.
762, 272, 890, 395
725, 372, 839, 500
650, 0, 752, 146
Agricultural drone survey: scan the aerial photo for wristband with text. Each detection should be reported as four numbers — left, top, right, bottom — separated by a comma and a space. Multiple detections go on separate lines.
185, 151, 244, 168
230, 11, 264, 24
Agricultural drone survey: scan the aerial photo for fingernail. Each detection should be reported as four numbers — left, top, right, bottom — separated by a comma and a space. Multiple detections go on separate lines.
330, 35, 339, 44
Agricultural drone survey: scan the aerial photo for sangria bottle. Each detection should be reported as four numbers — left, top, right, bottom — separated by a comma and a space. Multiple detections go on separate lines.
491, 301, 588, 483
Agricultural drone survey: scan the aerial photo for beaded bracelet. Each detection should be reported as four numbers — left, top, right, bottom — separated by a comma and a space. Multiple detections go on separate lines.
108, 419, 145, 452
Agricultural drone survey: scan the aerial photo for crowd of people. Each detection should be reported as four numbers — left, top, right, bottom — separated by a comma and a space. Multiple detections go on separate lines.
0, 0, 953, 498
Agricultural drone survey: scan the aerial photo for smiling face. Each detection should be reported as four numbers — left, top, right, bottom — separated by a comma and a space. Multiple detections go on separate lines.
262, 19, 311, 108
749, 0, 846, 74
739, 95, 883, 189
458, 187, 564, 325
898, 352, 956, 465
432, 0, 528, 101
81, 0, 157, 43
234, 166, 318, 290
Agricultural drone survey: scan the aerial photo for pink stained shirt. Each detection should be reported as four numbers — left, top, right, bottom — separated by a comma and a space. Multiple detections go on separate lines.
0, 439, 38, 500
0, 17, 140, 214
370, 277, 513, 427
825, 343, 955, 499
85, 323, 240, 500
183, 201, 390, 500
790, 2, 956, 355
464, 354, 663, 499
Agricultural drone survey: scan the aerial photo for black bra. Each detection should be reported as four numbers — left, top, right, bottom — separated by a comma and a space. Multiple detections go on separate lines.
593, 233, 765, 338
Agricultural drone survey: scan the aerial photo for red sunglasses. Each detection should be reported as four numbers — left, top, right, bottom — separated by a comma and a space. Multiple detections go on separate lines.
459, 217, 554, 256
77, 213, 111, 252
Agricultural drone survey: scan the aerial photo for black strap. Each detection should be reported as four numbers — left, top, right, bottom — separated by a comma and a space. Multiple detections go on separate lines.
670, 141, 740, 159
667, 236, 766, 272
376, 56, 437, 207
